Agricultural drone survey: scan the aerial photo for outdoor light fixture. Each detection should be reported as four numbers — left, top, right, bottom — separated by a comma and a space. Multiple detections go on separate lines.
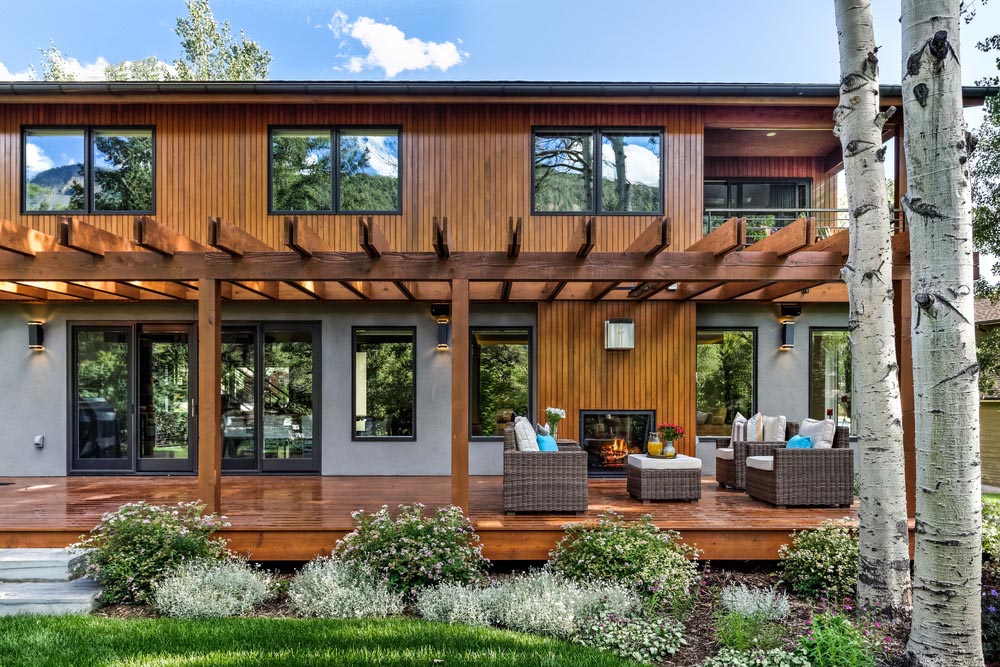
604, 318, 635, 351
780, 321, 795, 350
431, 304, 451, 350
27, 321, 44, 351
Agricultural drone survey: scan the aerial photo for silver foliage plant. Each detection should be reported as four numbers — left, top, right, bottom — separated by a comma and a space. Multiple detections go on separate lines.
288, 558, 404, 618
719, 584, 790, 621
153, 559, 272, 619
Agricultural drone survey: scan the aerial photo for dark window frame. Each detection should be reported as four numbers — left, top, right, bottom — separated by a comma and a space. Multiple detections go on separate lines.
351, 325, 418, 442
531, 126, 664, 216
469, 326, 534, 440
695, 326, 759, 424
22, 125, 157, 216
807, 326, 852, 425
267, 125, 403, 216
703, 177, 813, 210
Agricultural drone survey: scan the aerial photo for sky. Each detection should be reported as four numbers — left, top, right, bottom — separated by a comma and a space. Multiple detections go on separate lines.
0, 0, 997, 88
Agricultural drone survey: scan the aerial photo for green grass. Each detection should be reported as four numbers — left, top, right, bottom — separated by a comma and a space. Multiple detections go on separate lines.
985, 493, 1000, 503
0, 616, 640, 667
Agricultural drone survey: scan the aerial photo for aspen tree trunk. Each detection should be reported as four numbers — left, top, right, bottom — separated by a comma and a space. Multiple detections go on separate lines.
900, 1, 983, 664
833, 0, 912, 613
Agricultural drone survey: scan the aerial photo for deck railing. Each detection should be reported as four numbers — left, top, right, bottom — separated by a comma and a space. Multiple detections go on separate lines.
703, 208, 906, 241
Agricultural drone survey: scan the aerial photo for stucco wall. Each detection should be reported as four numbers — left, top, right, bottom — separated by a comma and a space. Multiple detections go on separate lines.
0, 302, 534, 477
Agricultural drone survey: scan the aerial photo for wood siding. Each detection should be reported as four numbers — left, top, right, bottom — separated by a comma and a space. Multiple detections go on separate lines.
537, 300, 698, 455
982, 400, 1000, 487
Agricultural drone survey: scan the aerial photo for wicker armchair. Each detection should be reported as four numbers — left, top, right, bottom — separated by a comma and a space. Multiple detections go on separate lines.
746, 426, 853, 507
715, 421, 800, 491
503, 423, 588, 514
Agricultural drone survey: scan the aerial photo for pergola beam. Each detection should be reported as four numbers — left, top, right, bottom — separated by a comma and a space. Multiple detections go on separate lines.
60, 217, 140, 257
286, 217, 333, 257
433, 217, 452, 259
127, 281, 192, 299
809, 229, 850, 256
740, 281, 827, 301
0, 220, 65, 256
135, 216, 210, 255
210, 217, 272, 256
229, 280, 279, 300
0, 281, 47, 299
744, 217, 815, 257
358, 216, 390, 259
594, 218, 671, 300
542, 218, 596, 300
506, 217, 523, 258
69, 281, 143, 300
285, 280, 326, 300
685, 217, 747, 255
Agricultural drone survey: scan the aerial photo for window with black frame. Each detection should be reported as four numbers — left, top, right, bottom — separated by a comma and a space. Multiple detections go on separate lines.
23, 127, 154, 214
809, 329, 852, 428
353, 328, 416, 439
703, 179, 811, 235
532, 129, 662, 215
695, 328, 756, 436
470, 328, 531, 437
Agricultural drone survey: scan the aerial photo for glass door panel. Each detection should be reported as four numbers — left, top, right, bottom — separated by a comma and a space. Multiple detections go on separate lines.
262, 328, 317, 471
73, 327, 131, 470
222, 329, 258, 470
137, 327, 195, 472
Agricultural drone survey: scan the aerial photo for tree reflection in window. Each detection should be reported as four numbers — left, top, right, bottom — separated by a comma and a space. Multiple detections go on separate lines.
93, 130, 154, 212
533, 132, 594, 212
24, 129, 86, 212
600, 133, 661, 213
354, 328, 415, 438
696, 329, 755, 434
270, 130, 332, 212
809, 329, 852, 427
338, 129, 400, 212
471, 329, 530, 437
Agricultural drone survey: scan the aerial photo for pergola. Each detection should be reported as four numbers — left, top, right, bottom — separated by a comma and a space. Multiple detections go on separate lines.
0, 214, 911, 513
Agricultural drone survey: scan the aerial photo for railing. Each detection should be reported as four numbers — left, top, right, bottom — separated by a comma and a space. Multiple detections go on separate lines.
703, 208, 906, 241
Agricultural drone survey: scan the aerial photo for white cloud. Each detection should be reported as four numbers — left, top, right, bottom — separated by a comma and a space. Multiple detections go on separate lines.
364, 135, 398, 176
602, 143, 661, 187
328, 12, 466, 78
25, 143, 53, 177
0, 62, 34, 80
52, 55, 112, 81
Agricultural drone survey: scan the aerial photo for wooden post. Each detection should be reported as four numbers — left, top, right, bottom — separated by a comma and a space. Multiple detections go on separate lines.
197, 278, 222, 514
894, 278, 916, 518
451, 279, 470, 512
893, 124, 907, 232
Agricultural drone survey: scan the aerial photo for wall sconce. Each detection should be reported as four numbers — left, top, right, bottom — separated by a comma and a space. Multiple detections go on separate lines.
780, 321, 795, 350
604, 318, 635, 350
28, 321, 44, 351
431, 304, 451, 350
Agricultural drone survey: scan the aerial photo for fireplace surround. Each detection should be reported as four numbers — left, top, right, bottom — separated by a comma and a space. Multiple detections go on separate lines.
579, 410, 655, 476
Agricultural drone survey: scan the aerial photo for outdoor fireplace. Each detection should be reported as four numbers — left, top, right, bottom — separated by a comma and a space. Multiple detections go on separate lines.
579, 410, 655, 476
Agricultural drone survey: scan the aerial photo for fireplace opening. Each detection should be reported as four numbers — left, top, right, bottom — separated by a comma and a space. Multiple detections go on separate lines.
579, 410, 655, 477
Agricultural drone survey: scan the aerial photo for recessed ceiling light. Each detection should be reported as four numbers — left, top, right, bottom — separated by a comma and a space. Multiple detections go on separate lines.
766, 131, 777, 137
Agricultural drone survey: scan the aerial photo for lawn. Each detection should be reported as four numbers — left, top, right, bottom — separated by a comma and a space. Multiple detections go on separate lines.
0, 616, 640, 667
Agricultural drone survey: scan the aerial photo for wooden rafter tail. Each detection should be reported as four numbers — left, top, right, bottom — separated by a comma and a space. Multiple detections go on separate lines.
20, 281, 93, 300
229, 280, 280, 300
209, 217, 272, 257
506, 217, 522, 258
684, 217, 746, 255
60, 217, 140, 257
0, 281, 47, 299
285, 217, 333, 258
632, 217, 672, 258
127, 281, 192, 300
286, 280, 326, 300
0, 220, 65, 257
340, 281, 372, 301
393, 281, 417, 301
745, 217, 815, 256
500, 281, 513, 302
134, 216, 209, 255
433, 216, 451, 259
809, 228, 850, 256
69, 281, 142, 300
358, 216, 390, 259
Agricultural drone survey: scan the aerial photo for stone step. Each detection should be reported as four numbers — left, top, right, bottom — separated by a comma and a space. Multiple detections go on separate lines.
0, 548, 85, 582
0, 579, 102, 616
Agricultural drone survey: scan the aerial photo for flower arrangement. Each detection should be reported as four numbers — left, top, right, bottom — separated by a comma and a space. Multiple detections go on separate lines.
545, 407, 566, 436
657, 422, 685, 442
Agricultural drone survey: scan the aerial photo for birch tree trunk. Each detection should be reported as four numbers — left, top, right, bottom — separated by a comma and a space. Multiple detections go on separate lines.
900, 1, 983, 664
833, 0, 912, 613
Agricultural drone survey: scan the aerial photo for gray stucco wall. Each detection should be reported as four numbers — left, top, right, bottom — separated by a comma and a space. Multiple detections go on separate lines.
0, 301, 534, 477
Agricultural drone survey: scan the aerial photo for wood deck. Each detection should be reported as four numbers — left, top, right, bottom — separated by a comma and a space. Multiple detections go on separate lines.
0, 476, 861, 561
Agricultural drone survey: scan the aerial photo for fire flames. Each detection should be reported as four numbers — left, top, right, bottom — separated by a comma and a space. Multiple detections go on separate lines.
600, 438, 629, 467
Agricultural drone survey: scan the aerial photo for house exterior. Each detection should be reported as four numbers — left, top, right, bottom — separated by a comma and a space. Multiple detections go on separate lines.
0, 80, 992, 520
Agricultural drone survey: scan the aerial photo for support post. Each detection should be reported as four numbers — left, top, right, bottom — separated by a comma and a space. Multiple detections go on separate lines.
197, 278, 222, 514
451, 279, 470, 512
894, 278, 916, 518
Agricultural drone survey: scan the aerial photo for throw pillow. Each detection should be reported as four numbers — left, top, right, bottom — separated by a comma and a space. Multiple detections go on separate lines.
537, 434, 558, 452
745, 413, 764, 441
798, 418, 836, 449
536, 422, 550, 436
731, 412, 747, 442
763, 415, 787, 442
514, 417, 539, 451
786, 434, 813, 449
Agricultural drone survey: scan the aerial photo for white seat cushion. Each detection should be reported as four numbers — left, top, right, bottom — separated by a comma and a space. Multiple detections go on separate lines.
799, 418, 836, 449
715, 447, 735, 461
746, 455, 774, 472
628, 454, 702, 470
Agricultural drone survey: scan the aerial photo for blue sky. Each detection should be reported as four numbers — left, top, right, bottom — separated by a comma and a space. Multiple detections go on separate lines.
0, 0, 997, 86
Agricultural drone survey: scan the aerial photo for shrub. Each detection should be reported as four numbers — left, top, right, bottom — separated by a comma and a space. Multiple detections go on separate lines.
288, 558, 403, 618
72, 501, 229, 604
548, 511, 700, 613
720, 584, 789, 621
778, 520, 858, 601
984, 498, 1000, 560
415, 582, 501, 627
983, 565, 1000, 662
700, 648, 811, 667
491, 570, 640, 639
799, 611, 880, 667
574, 610, 685, 664
333, 503, 488, 595
715, 612, 786, 652
152, 559, 272, 619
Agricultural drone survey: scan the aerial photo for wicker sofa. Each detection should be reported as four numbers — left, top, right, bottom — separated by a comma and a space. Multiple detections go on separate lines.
745, 426, 853, 507
503, 423, 588, 514
714, 421, 800, 491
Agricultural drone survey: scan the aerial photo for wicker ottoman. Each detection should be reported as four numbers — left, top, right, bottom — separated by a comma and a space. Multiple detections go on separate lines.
625, 454, 702, 502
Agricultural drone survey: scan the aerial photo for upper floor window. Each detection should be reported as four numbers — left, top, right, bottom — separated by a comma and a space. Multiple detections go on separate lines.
23, 127, 155, 214
532, 129, 662, 215
270, 127, 401, 214
703, 179, 811, 234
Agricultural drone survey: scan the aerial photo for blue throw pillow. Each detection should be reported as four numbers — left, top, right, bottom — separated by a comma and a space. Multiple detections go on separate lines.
786, 434, 813, 449
537, 435, 558, 452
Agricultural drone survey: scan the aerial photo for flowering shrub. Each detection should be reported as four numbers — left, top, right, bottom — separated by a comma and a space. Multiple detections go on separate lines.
700, 648, 811, 667
799, 611, 882, 667
573, 610, 685, 664
549, 511, 700, 613
983, 562, 1000, 661
288, 558, 403, 618
720, 584, 789, 621
152, 559, 272, 618
984, 498, 1000, 560
415, 581, 500, 627
333, 503, 488, 595
778, 520, 857, 601
73, 501, 229, 604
